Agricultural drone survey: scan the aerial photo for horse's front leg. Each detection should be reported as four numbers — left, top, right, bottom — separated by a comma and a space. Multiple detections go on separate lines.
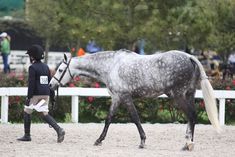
124, 96, 146, 148
94, 96, 120, 146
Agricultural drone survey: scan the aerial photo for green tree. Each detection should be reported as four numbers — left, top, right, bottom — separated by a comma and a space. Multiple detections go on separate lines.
209, 0, 235, 62
25, 0, 235, 56
26, 0, 61, 63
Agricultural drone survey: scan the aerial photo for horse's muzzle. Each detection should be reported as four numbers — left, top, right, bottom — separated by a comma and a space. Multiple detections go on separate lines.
49, 83, 58, 91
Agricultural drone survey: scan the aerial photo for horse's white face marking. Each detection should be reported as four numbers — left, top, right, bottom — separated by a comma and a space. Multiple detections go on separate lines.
49, 59, 73, 89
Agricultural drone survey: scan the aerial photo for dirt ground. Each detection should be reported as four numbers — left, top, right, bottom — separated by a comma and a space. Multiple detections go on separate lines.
0, 123, 235, 157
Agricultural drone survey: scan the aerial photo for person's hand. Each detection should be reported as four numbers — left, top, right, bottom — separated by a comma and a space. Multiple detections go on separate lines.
25, 98, 30, 106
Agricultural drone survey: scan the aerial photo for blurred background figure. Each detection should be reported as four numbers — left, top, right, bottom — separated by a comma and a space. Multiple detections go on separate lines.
0, 32, 11, 73
77, 47, 85, 56
132, 39, 145, 55
86, 39, 102, 54
132, 41, 140, 54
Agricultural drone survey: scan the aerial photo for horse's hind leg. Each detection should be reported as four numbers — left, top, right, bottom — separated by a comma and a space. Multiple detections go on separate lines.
174, 91, 197, 151
94, 96, 120, 146
123, 96, 146, 148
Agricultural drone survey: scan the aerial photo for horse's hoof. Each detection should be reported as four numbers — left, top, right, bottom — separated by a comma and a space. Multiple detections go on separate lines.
182, 142, 194, 151
138, 138, 146, 149
94, 141, 102, 146
139, 144, 145, 149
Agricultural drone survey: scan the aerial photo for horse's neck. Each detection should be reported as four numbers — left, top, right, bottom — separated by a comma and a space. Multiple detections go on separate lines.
71, 52, 117, 82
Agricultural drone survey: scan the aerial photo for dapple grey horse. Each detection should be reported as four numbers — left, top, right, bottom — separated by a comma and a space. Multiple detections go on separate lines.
49, 49, 221, 150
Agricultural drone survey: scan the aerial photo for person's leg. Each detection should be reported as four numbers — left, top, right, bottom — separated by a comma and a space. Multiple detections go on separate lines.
2, 54, 9, 73
17, 97, 34, 141
17, 111, 32, 141
40, 95, 65, 142
41, 112, 65, 143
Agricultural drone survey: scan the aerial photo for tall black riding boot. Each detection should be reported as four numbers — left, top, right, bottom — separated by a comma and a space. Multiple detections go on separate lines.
42, 114, 65, 143
17, 112, 31, 141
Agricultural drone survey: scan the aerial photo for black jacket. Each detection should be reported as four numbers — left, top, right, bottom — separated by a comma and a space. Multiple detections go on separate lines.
27, 61, 55, 99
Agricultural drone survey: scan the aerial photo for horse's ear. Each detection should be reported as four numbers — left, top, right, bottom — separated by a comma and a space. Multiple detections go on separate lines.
64, 54, 68, 62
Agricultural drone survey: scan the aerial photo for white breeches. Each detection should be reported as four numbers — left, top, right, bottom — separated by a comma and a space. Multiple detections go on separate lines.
24, 95, 49, 114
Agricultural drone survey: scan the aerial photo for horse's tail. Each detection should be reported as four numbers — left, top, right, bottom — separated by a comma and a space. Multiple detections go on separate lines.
189, 55, 222, 133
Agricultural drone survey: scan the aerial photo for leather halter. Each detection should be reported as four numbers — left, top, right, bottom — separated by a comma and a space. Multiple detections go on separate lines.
53, 58, 73, 86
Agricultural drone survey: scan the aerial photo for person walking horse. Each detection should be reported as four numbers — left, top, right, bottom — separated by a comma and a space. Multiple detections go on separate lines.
17, 44, 65, 143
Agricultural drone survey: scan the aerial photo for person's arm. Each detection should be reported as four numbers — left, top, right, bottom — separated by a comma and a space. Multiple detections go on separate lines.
0, 40, 3, 51
27, 66, 36, 99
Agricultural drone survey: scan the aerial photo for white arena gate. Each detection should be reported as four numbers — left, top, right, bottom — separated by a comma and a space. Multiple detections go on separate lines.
0, 87, 233, 125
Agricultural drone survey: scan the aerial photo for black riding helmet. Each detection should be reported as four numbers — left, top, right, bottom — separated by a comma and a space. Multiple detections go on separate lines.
26, 44, 44, 60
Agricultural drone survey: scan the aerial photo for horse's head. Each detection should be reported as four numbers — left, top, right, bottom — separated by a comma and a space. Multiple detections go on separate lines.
49, 54, 73, 90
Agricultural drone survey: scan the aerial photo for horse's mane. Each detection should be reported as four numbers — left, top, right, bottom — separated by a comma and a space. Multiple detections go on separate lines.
79, 49, 135, 61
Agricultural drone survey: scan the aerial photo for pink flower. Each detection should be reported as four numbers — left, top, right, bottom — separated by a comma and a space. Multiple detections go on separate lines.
74, 76, 80, 81
94, 82, 100, 88
17, 74, 24, 81
15, 96, 20, 102
9, 72, 16, 78
71, 47, 76, 52
87, 96, 94, 103
226, 86, 231, 90
232, 80, 235, 86
199, 101, 205, 108
69, 83, 75, 87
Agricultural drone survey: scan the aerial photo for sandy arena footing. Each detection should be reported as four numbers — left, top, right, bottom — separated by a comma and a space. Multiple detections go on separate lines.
0, 123, 235, 157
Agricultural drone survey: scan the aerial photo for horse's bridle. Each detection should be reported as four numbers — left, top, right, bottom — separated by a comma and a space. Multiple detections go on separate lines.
53, 58, 73, 86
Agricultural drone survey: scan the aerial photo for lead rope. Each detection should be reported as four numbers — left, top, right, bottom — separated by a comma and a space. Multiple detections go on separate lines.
56, 86, 59, 111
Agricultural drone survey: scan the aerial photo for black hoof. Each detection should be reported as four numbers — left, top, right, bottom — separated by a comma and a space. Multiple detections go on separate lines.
139, 144, 145, 149
182, 145, 188, 151
181, 142, 194, 151
139, 139, 145, 149
94, 140, 102, 146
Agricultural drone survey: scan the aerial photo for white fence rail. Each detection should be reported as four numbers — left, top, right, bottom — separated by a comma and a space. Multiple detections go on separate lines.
0, 87, 233, 125
0, 50, 65, 72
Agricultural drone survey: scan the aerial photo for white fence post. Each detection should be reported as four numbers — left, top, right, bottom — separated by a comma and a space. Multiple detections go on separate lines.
1, 96, 9, 123
219, 98, 225, 126
71, 96, 79, 123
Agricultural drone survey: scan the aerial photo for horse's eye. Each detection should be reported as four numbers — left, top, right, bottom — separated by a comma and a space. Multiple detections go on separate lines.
58, 69, 63, 73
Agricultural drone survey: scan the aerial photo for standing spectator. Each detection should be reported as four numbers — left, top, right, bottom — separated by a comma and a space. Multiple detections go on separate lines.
77, 47, 85, 56
138, 39, 145, 55
132, 41, 140, 54
132, 39, 145, 55
86, 40, 102, 53
0, 32, 11, 73
17, 45, 65, 143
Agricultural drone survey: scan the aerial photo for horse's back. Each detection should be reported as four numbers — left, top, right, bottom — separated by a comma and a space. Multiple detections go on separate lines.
112, 50, 199, 97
